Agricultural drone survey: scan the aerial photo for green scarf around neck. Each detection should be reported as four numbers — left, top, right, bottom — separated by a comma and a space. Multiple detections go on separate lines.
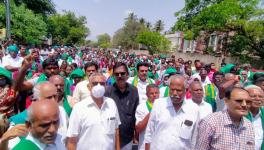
246, 108, 264, 150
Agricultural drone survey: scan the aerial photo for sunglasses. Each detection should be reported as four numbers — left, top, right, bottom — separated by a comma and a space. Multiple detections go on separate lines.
91, 82, 106, 86
114, 72, 126, 77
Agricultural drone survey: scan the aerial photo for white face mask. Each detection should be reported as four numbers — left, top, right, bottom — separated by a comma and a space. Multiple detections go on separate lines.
91, 83, 105, 98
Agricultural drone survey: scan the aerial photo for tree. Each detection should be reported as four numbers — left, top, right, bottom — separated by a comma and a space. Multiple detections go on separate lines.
153, 20, 164, 33
136, 30, 171, 54
112, 13, 145, 49
47, 11, 90, 45
97, 33, 111, 48
139, 18, 145, 25
0, 3, 47, 44
173, 0, 264, 61
13, 0, 56, 16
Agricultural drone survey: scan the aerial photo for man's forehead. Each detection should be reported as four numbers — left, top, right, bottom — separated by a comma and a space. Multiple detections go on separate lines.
231, 89, 249, 98
92, 76, 105, 81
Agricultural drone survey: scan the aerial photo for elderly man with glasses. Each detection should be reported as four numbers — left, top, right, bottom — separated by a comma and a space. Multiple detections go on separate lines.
67, 73, 121, 150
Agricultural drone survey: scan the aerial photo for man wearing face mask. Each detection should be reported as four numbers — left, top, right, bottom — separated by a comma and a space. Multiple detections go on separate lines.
67, 73, 121, 150
144, 75, 200, 150
73, 62, 98, 102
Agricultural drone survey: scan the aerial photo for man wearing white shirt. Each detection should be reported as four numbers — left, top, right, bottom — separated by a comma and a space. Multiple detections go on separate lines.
135, 84, 160, 150
12, 100, 66, 150
67, 73, 121, 150
245, 85, 264, 150
73, 62, 98, 101
2, 45, 23, 72
144, 75, 200, 150
127, 62, 154, 104
188, 81, 213, 119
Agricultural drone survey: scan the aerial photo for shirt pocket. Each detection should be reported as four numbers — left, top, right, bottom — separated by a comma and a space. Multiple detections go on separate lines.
105, 116, 117, 135
179, 122, 193, 140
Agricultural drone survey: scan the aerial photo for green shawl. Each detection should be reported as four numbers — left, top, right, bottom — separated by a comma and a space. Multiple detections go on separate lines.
132, 76, 153, 87
12, 139, 40, 150
204, 84, 217, 112
246, 108, 264, 150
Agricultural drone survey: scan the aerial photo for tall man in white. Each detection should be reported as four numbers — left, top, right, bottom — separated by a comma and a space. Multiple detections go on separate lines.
66, 73, 121, 150
144, 75, 200, 150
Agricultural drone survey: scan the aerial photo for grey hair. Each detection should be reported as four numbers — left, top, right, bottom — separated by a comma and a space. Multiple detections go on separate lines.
168, 74, 187, 89
189, 80, 204, 92
88, 72, 106, 82
27, 105, 34, 122
32, 83, 42, 100
244, 85, 262, 91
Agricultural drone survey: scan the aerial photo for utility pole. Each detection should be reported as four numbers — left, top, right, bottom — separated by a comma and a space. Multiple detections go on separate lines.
4, 0, 11, 40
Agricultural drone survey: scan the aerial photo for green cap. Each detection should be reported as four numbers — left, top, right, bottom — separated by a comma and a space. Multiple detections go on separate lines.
8, 45, 19, 53
70, 68, 85, 79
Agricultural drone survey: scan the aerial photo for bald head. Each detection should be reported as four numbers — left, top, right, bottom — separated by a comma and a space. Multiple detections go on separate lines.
49, 75, 64, 83
39, 82, 58, 101
27, 100, 60, 144
225, 73, 235, 81
28, 100, 59, 122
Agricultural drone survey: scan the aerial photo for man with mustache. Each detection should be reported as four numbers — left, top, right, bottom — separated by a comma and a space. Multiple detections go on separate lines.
12, 100, 66, 150
245, 85, 264, 150
144, 75, 200, 150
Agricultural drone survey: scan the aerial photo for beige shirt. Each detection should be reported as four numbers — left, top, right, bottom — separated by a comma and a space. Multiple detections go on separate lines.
72, 80, 90, 102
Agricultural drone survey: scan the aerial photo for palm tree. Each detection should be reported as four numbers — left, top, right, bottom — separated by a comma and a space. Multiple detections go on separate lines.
153, 20, 164, 33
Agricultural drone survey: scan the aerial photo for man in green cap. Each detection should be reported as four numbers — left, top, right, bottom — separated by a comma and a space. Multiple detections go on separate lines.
2, 45, 24, 72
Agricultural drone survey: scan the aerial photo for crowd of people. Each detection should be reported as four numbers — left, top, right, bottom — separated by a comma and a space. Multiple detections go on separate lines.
0, 43, 264, 150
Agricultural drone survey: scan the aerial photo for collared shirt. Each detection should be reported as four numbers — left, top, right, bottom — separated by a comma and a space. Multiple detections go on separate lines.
189, 99, 213, 119
135, 101, 150, 150
127, 77, 154, 104
67, 96, 121, 150
72, 80, 90, 102
26, 133, 66, 150
2, 54, 23, 68
105, 83, 139, 147
252, 111, 263, 150
195, 110, 255, 150
144, 97, 200, 150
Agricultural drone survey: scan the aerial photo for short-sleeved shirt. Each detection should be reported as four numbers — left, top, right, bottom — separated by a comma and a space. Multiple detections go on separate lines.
2, 55, 23, 68
135, 101, 150, 150
144, 97, 200, 150
67, 96, 121, 150
195, 110, 255, 150
72, 80, 90, 102
105, 83, 139, 147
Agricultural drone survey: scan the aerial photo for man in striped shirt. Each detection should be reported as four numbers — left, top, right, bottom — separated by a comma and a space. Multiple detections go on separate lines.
195, 87, 255, 150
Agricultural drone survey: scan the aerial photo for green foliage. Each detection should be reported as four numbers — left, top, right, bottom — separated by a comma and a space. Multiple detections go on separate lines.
136, 30, 171, 55
112, 13, 146, 49
173, 0, 264, 60
47, 11, 90, 45
0, 3, 47, 44
13, 0, 56, 16
97, 33, 111, 48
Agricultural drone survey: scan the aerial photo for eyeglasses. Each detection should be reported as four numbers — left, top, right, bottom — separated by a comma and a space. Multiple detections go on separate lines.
114, 72, 126, 77
91, 82, 106, 86
234, 99, 252, 105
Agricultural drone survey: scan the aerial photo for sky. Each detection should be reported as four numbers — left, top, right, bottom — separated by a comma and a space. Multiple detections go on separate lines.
54, 0, 185, 40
